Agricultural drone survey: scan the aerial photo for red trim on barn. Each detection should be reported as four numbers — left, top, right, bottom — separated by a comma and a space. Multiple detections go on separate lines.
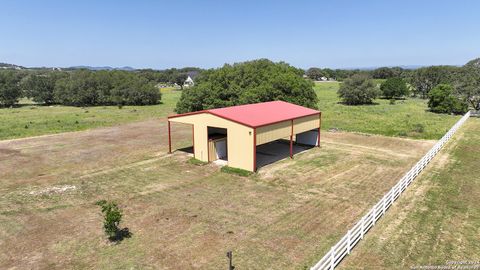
168, 101, 321, 129
290, 119, 293, 159
168, 120, 172, 154
167, 109, 209, 119
317, 112, 322, 147
253, 128, 257, 172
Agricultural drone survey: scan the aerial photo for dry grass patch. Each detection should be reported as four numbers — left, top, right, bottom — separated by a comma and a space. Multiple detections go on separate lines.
0, 119, 436, 269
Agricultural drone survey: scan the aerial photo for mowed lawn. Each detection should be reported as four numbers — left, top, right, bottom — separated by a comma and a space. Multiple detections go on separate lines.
340, 118, 480, 269
0, 119, 436, 269
1, 82, 459, 141
315, 82, 460, 140
0, 88, 180, 140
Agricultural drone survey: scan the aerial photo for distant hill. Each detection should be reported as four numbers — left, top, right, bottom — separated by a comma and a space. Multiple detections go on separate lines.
0, 62, 26, 70
67, 66, 136, 71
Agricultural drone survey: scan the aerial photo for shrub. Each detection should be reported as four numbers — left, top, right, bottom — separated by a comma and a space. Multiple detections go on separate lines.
175, 59, 318, 113
428, 84, 468, 114
220, 166, 253, 177
95, 200, 131, 241
380, 78, 409, 99
338, 74, 380, 105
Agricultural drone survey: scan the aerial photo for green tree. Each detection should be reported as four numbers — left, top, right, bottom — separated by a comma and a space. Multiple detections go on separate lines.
96, 200, 123, 240
410, 66, 458, 98
464, 58, 480, 69
457, 60, 480, 110
0, 70, 22, 107
111, 71, 161, 106
305, 68, 325, 80
428, 84, 468, 114
380, 77, 409, 99
54, 70, 160, 106
338, 74, 380, 105
175, 59, 318, 113
22, 72, 67, 104
173, 73, 188, 90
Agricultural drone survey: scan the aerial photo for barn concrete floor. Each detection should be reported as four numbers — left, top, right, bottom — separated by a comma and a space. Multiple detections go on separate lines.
256, 140, 314, 169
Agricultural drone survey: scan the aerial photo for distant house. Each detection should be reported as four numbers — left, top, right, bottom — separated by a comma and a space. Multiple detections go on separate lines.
183, 76, 194, 87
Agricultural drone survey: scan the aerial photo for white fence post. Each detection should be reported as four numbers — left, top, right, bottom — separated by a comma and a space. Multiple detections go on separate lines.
360, 217, 365, 239
308, 112, 470, 270
330, 247, 335, 270
347, 230, 351, 254
382, 197, 386, 215
391, 189, 395, 205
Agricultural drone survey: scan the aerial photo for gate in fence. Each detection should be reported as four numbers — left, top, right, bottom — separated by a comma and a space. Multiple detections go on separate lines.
310, 111, 471, 270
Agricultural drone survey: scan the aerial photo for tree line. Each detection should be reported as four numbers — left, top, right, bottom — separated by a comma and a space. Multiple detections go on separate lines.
315, 58, 480, 114
0, 69, 163, 107
305, 66, 410, 82
136, 67, 202, 89
0, 66, 207, 107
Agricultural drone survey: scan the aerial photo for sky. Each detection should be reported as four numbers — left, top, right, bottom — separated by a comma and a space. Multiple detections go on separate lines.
1, 0, 479, 69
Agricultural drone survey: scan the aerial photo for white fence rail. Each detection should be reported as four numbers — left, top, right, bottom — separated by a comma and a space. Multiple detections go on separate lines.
310, 111, 471, 270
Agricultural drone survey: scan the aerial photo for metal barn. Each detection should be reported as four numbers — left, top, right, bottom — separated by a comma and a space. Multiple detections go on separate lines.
167, 101, 321, 172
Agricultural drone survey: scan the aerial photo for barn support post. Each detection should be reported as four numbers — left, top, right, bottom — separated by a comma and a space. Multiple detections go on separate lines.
253, 128, 257, 172
168, 120, 172, 154
317, 112, 322, 147
290, 119, 294, 159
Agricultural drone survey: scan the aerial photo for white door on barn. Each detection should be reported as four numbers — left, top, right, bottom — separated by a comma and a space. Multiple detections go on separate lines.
215, 139, 227, 160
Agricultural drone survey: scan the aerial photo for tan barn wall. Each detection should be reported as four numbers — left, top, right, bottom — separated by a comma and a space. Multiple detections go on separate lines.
256, 121, 291, 145
169, 112, 320, 171
293, 114, 320, 134
169, 113, 254, 171
256, 114, 320, 146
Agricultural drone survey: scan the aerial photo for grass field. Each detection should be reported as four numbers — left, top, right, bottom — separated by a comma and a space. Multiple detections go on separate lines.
0, 117, 436, 269
0, 82, 459, 141
0, 88, 181, 140
339, 118, 480, 269
314, 82, 460, 140
0, 82, 477, 269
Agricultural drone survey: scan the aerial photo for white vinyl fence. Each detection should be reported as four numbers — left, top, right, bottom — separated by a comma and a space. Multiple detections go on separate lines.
310, 111, 471, 270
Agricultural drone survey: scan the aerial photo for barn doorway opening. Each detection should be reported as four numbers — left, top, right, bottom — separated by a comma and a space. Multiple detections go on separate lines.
207, 127, 228, 163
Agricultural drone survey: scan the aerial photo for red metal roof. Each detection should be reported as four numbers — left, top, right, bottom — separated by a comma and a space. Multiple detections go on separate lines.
169, 101, 320, 128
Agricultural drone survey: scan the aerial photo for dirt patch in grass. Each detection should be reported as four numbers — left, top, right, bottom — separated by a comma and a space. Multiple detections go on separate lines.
0, 119, 437, 269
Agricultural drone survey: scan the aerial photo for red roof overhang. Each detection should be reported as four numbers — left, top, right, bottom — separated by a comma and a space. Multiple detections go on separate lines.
168, 101, 321, 128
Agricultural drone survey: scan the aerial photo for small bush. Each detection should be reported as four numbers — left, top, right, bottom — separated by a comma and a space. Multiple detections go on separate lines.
220, 166, 253, 177
389, 99, 396, 105
95, 200, 131, 242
